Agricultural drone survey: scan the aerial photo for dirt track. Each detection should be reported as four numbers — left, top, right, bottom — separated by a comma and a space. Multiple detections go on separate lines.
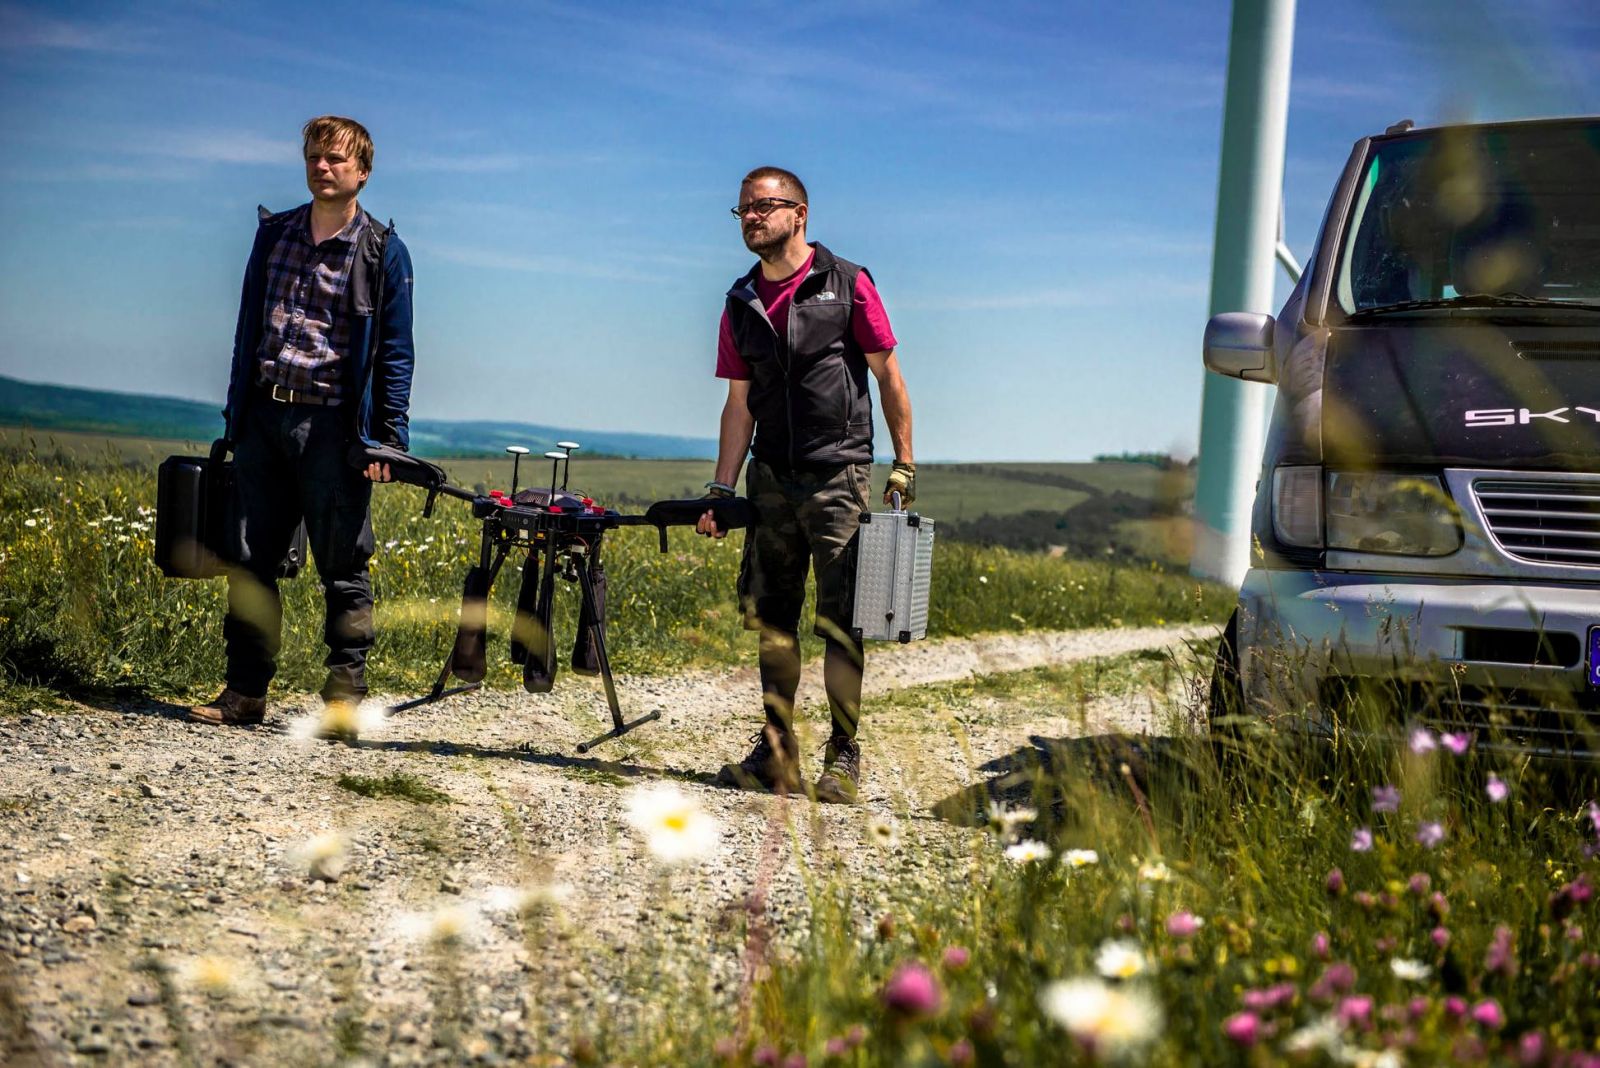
0, 622, 1213, 1066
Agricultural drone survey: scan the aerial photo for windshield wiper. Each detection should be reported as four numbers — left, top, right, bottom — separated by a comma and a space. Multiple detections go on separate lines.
1352, 292, 1600, 317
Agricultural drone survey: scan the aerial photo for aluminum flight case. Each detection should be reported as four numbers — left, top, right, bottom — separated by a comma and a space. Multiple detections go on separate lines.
851, 498, 935, 644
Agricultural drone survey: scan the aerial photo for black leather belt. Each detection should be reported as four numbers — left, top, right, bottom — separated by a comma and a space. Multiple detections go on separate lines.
260, 383, 339, 407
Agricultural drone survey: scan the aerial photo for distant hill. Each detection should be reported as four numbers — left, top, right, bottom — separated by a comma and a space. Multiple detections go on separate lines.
0, 374, 718, 460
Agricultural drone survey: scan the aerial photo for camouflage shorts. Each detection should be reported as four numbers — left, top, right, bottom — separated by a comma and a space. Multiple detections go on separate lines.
738, 459, 872, 640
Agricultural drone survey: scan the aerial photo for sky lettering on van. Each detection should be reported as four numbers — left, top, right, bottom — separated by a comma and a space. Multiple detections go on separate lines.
1465, 407, 1600, 427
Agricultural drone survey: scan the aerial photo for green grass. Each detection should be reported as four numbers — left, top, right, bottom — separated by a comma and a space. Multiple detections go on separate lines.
0, 441, 1231, 707
335, 771, 454, 805
600, 679, 1600, 1066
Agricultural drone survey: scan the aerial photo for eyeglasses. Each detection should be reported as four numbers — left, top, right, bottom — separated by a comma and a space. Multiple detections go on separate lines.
730, 197, 801, 218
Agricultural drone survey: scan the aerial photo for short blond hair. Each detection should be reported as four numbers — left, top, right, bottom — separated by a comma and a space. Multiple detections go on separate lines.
302, 116, 374, 187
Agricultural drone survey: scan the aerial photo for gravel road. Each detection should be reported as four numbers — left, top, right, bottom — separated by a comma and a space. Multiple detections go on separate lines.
0, 622, 1214, 1066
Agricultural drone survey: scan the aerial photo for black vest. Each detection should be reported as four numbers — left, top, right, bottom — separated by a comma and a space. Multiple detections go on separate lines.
724, 242, 875, 469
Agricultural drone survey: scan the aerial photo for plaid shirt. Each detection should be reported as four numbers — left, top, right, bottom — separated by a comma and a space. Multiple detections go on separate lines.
255, 205, 366, 401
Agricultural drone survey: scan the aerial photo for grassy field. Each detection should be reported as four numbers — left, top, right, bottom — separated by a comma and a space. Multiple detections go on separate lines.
607, 664, 1600, 1066
0, 439, 1229, 708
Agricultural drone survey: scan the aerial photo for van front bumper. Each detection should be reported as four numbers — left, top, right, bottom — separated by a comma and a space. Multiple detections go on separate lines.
1236, 569, 1600, 753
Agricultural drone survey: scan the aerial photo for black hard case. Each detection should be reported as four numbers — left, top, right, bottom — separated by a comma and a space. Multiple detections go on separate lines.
155, 439, 307, 580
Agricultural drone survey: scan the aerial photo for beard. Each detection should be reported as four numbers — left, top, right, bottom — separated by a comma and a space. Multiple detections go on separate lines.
742, 216, 795, 258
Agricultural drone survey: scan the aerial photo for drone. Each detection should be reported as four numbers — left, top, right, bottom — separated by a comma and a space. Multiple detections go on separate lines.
352, 440, 753, 752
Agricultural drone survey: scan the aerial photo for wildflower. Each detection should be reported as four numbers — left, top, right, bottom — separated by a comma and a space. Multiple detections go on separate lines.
1350, 827, 1374, 852
1094, 939, 1148, 980
1222, 1011, 1260, 1046
1415, 821, 1446, 849
977, 575, 988, 584
867, 816, 901, 850
1431, 926, 1451, 949
1312, 931, 1332, 959
1390, 958, 1431, 982
1429, 891, 1450, 918
1372, 785, 1401, 813
23, 518, 37, 528
948, 1038, 974, 1066
1337, 995, 1374, 1031
1137, 860, 1172, 884
1518, 1032, 1546, 1065
1441, 731, 1471, 755
1325, 868, 1346, 896
1471, 998, 1504, 1030
1483, 925, 1517, 978
623, 783, 719, 865
1407, 872, 1431, 895
1284, 1016, 1344, 1057
1063, 849, 1100, 868
1038, 977, 1163, 1057
179, 955, 243, 996
1241, 983, 1295, 1013
881, 961, 942, 1017
941, 946, 970, 971
1310, 962, 1357, 1002
753, 1046, 779, 1067
288, 832, 348, 882
782, 1053, 806, 1068
988, 803, 1037, 840
1005, 840, 1052, 865
1165, 912, 1203, 939
823, 1037, 847, 1058
1485, 775, 1508, 803
1409, 728, 1436, 754
483, 882, 574, 916
1549, 874, 1594, 921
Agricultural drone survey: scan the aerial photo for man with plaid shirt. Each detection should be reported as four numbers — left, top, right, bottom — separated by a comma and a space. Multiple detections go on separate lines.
189, 116, 416, 741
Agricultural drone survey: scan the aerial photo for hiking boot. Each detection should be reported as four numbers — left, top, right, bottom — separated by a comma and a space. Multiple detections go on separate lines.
716, 723, 801, 794
313, 698, 361, 743
188, 688, 266, 727
813, 734, 861, 805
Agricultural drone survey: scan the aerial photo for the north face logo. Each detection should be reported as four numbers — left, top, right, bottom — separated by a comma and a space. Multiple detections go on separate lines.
812, 290, 836, 301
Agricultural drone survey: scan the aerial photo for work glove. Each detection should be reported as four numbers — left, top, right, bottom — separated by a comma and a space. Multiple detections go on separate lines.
883, 461, 916, 509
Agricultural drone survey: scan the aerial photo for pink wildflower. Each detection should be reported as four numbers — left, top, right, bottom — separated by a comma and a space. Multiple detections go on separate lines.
1441, 731, 1471, 755
1486, 774, 1509, 803
948, 1038, 974, 1066
1165, 911, 1203, 939
1549, 874, 1594, 921
1325, 868, 1346, 896
1431, 926, 1452, 949
1222, 1011, 1261, 1046
1517, 1031, 1546, 1066
1408, 996, 1430, 1020
1337, 995, 1374, 1031
1471, 998, 1504, 1030
1310, 961, 1357, 1002
941, 946, 971, 972
1429, 891, 1451, 918
1241, 983, 1296, 1013
1416, 821, 1446, 849
1443, 996, 1468, 1020
1408, 872, 1432, 895
1409, 728, 1436, 754
845, 1025, 866, 1048
1372, 784, 1401, 813
1311, 931, 1331, 959
1484, 925, 1517, 978
783, 1054, 807, 1068
754, 1046, 779, 1067
1350, 827, 1374, 852
824, 1037, 847, 1057
881, 961, 942, 1017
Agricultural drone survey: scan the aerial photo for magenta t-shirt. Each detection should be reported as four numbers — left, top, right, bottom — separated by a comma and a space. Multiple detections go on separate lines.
716, 250, 898, 380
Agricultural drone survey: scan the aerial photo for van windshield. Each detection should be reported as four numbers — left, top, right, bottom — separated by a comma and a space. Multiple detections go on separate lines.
1337, 121, 1600, 313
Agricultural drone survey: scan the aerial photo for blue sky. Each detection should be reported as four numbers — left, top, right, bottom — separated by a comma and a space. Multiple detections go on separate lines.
2, 0, 1597, 461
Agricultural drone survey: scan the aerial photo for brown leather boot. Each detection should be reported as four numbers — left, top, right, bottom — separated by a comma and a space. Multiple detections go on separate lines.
813, 734, 861, 805
188, 688, 266, 727
715, 722, 802, 794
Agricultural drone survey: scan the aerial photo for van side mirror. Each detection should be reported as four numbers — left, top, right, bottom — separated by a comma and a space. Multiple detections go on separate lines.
1204, 312, 1277, 383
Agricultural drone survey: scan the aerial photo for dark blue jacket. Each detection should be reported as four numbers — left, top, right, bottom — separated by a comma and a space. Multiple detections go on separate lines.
223, 204, 415, 449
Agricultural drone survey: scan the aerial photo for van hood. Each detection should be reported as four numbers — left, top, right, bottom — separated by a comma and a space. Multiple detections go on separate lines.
1321, 317, 1600, 470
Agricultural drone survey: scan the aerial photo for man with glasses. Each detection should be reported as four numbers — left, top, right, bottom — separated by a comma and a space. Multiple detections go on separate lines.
188, 115, 415, 742
698, 166, 916, 803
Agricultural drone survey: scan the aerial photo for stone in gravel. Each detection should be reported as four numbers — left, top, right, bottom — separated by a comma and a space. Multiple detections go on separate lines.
138, 782, 162, 799
267, 976, 297, 992
62, 915, 96, 934
75, 1035, 111, 1055
127, 991, 160, 1007
440, 878, 463, 895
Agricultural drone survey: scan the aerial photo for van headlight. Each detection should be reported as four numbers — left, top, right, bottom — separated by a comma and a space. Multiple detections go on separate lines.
1325, 472, 1461, 556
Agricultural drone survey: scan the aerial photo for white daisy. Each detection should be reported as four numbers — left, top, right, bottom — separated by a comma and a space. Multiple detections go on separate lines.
1064, 849, 1101, 869
623, 783, 720, 865
1094, 939, 1149, 980
1038, 977, 1162, 1057
1389, 958, 1431, 982
1005, 839, 1053, 864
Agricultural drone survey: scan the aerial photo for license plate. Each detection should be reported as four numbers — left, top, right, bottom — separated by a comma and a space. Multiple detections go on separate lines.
1591, 627, 1600, 690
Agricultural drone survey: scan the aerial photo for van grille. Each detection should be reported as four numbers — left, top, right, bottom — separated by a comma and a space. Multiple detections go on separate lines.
1473, 477, 1600, 567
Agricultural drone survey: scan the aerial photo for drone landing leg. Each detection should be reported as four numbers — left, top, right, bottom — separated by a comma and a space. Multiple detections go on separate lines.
389, 542, 512, 715
573, 562, 660, 753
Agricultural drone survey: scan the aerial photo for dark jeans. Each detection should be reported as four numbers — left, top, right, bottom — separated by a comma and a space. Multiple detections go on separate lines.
737, 459, 870, 741
223, 399, 375, 701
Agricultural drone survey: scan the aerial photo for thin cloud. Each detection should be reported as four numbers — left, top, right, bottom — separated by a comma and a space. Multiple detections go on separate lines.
0, 2, 144, 52
414, 241, 661, 284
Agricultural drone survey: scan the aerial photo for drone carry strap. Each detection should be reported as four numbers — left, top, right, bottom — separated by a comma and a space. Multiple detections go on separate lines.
449, 564, 492, 683
518, 544, 559, 693
570, 559, 606, 676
